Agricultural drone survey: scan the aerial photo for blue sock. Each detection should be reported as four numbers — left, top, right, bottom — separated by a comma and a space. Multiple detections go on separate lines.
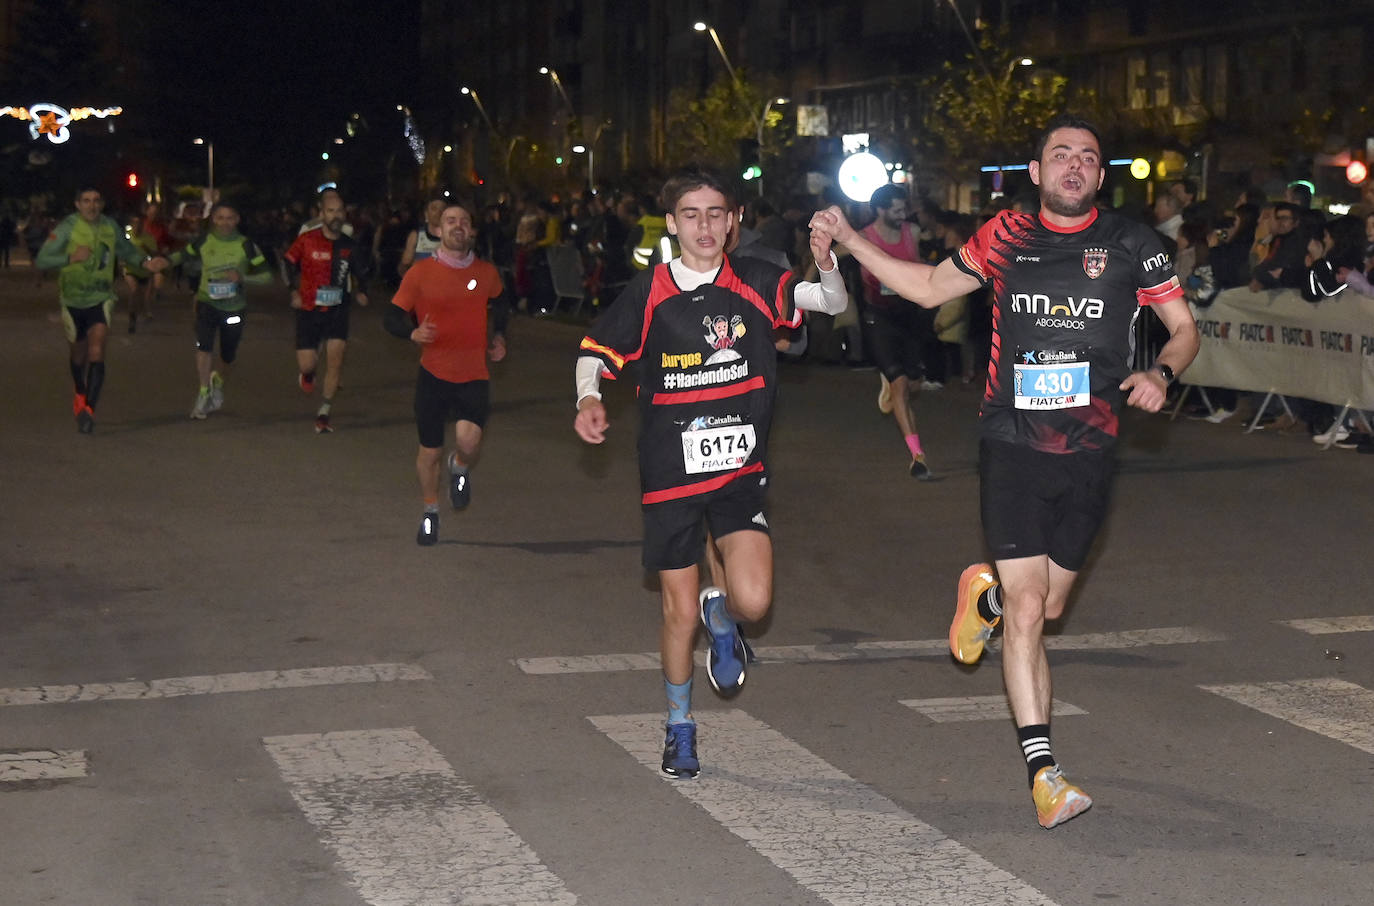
702, 587, 734, 636
666, 676, 693, 724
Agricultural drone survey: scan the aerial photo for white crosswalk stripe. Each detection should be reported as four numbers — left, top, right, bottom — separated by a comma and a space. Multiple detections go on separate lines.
517, 626, 1227, 675
264, 728, 577, 906
0, 749, 88, 782
900, 695, 1088, 723
1200, 678, 1374, 755
1274, 615, 1374, 634
0, 663, 430, 707
590, 710, 1059, 906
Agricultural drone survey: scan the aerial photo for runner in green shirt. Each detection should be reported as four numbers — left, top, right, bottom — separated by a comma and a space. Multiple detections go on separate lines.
36, 186, 169, 433
167, 201, 274, 419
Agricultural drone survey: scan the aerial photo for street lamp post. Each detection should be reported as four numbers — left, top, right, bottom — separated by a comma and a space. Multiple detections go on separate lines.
572, 121, 612, 193
504, 135, 527, 178
538, 67, 576, 118
941, 0, 997, 87
756, 97, 789, 197
693, 22, 741, 90
193, 137, 213, 202
461, 86, 495, 132
572, 144, 594, 190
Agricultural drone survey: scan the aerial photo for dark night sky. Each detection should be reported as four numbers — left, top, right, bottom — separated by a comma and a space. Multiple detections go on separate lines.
126, 0, 423, 196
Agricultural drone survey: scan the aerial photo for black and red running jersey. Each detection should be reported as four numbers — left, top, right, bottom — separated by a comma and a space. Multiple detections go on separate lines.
284, 227, 369, 311
954, 207, 1182, 453
579, 254, 802, 505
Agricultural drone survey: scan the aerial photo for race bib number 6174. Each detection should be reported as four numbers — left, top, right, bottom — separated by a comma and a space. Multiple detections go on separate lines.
681, 424, 756, 475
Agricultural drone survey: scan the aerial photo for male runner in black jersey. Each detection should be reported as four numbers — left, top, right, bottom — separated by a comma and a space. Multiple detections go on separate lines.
812, 114, 1199, 828
574, 169, 847, 779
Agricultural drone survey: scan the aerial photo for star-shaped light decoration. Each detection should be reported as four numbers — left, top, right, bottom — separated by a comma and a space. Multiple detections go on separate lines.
3, 103, 122, 144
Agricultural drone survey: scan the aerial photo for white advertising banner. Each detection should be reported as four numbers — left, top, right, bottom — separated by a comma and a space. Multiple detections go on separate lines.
1187, 287, 1374, 409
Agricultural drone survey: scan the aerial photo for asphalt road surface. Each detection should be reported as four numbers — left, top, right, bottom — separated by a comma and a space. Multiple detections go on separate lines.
2, 263, 1371, 905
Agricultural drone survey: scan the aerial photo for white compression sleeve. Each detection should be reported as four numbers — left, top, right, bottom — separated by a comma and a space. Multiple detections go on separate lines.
575, 355, 604, 408
793, 251, 848, 315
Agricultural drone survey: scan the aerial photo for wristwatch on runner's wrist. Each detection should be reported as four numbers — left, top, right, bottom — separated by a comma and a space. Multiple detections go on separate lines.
1153, 363, 1174, 384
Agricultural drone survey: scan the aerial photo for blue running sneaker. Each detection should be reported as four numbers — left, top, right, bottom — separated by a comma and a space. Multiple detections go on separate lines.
700, 586, 746, 696
661, 721, 699, 779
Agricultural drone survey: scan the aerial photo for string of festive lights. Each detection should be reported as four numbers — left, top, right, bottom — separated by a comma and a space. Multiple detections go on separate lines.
1, 103, 123, 144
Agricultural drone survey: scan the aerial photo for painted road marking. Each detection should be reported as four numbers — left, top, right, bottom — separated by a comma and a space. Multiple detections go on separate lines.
1276, 615, 1374, 635
590, 710, 1058, 906
264, 728, 576, 906
0, 749, 88, 781
517, 626, 1228, 675
1201, 678, 1374, 755
0, 663, 430, 707
900, 695, 1087, 723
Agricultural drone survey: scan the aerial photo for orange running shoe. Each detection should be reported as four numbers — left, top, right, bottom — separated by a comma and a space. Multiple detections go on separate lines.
1032, 765, 1092, 829
950, 562, 999, 663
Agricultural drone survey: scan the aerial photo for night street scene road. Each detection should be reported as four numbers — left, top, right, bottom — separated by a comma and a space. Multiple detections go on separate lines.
2, 2, 1373, 904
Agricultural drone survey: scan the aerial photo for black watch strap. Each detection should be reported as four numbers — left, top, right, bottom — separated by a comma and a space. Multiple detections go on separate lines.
1154, 363, 1175, 384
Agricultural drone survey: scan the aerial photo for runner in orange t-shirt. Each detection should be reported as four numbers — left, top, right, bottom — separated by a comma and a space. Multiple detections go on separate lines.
387, 203, 510, 545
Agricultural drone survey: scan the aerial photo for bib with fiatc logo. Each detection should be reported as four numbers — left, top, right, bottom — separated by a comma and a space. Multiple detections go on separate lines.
1013, 349, 1091, 410
680, 418, 756, 475
314, 286, 343, 306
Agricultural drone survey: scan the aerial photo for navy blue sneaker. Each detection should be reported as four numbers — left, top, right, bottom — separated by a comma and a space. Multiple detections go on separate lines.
416, 511, 438, 546
700, 586, 746, 696
448, 453, 471, 510
660, 721, 699, 779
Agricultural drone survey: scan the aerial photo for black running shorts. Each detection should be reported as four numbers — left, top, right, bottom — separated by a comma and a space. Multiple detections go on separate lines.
979, 438, 1113, 572
863, 302, 935, 383
194, 302, 245, 361
62, 301, 112, 343
295, 306, 350, 349
640, 471, 770, 572
414, 366, 489, 448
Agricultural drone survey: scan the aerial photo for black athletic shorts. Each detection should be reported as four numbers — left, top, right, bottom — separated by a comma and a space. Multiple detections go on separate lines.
641, 471, 770, 572
979, 437, 1114, 572
295, 305, 350, 349
194, 302, 245, 362
863, 302, 935, 383
414, 366, 489, 448
62, 302, 111, 343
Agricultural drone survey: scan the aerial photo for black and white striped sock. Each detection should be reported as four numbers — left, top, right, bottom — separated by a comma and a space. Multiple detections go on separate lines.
1018, 723, 1055, 787
977, 584, 1002, 623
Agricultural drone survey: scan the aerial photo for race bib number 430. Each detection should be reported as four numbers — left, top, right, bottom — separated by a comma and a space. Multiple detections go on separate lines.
1014, 351, 1090, 410
681, 424, 756, 475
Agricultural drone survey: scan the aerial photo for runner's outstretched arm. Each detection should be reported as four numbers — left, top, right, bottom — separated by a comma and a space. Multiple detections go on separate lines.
810, 206, 980, 308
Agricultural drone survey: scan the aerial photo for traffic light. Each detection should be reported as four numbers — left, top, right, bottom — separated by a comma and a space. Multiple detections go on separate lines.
738, 138, 760, 181
126, 172, 139, 188
1347, 148, 1368, 186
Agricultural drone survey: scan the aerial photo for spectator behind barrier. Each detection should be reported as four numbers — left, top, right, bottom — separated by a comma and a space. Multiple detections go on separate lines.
1210, 203, 1258, 288
1305, 215, 1370, 300
1249, 202, 1306, 291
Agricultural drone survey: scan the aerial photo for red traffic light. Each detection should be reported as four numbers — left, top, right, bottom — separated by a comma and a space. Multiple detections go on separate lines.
126, 172, 139, 188
1346, 160, 1368, 186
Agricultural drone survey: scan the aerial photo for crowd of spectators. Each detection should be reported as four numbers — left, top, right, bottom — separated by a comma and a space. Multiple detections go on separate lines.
1149, 178, 1374, 450
4, 165, 1369, 451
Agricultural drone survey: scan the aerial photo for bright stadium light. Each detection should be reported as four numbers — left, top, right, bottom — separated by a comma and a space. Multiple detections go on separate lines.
837, 151, 889, 203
